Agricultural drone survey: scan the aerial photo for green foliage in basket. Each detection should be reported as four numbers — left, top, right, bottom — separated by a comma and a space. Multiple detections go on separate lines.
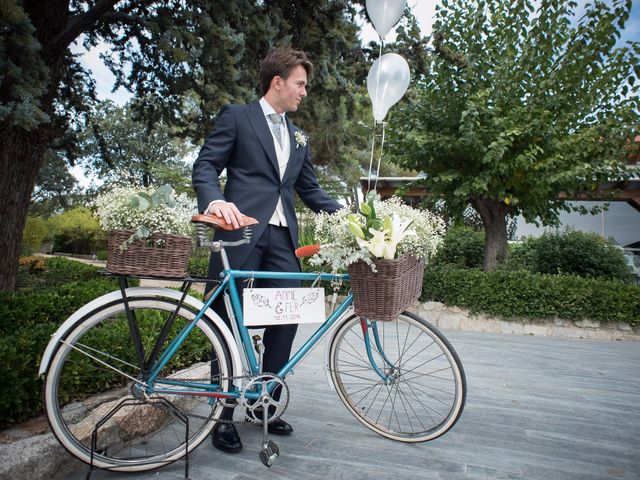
94, 184, 195, 250
310, 193, 446, 272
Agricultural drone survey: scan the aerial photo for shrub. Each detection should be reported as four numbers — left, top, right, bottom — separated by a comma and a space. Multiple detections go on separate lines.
0, 256, 143, 425
0, 279, 120, 424
422, 265, 640, 326
17, 255, 102, 291
432, 225, 485, 269
21, 216, 49, 255
508, 230, 633, 282
19, 255, 46, 274
188, 249, 210, 277
48, 207, 106, 254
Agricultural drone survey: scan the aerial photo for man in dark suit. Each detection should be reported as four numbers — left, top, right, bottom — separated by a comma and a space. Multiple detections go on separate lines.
192, 48, 342, 453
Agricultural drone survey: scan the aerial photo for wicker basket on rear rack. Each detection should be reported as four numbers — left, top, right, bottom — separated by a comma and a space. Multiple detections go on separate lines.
106, 229, 192, 278
347, 254, 424, 322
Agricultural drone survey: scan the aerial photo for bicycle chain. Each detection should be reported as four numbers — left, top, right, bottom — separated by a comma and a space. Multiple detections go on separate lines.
153, 373, 289, 427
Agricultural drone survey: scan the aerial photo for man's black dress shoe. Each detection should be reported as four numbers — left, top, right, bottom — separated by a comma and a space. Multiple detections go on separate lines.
267, 418, 293, 435
246, 408, 293, 435
211, 422, 242, 453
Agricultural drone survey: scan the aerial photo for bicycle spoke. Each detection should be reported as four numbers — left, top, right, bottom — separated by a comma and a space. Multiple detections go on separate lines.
60, 339, 144, 386
402, 365, 457, 383
330, 313, 466, 442
45, 298, 231, 471
73, 341, 141, 371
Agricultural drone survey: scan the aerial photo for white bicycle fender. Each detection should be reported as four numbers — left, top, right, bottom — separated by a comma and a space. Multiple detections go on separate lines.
38, 287, 242, 378
322, 308, 355, 390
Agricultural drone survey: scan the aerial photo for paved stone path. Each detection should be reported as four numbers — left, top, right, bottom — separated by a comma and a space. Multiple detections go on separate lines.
62, 326, 640, 480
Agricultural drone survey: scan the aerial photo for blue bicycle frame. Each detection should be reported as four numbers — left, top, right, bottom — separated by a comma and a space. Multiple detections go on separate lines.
143, 265, 393, 402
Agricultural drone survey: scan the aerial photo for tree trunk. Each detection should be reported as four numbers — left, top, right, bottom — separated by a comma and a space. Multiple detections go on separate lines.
471, 196, 510, 271
0, 128, 49, 291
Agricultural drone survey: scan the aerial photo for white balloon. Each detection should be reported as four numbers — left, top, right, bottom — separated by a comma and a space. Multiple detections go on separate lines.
366, 0, 407, 39
367, 53, 410, 122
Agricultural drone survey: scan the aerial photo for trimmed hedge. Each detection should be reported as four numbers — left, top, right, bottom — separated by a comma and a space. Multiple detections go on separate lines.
422, 265, 640, 326
188, 249, 210, 277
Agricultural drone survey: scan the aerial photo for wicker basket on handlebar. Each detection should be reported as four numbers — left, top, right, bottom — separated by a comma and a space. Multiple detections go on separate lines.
106, 229, 192, 278
347, 255, 424, 322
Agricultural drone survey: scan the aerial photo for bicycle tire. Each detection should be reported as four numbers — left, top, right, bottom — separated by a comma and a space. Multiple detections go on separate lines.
328, 311, 466, 442
43, 294, 232, 472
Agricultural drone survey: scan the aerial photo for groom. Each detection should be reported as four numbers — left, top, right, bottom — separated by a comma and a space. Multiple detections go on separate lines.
192, 48, 342, 453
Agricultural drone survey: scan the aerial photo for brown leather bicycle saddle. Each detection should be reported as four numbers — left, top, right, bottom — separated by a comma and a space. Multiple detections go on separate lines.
191, 213, 259, 231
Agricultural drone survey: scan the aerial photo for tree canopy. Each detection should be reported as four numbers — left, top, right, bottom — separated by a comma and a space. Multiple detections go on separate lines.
0, 0, 370, 291
78, 99, 194, 192
389, 0, 640, 270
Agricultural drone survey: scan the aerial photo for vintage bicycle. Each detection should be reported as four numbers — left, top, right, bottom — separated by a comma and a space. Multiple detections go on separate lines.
39, 214, 466, 477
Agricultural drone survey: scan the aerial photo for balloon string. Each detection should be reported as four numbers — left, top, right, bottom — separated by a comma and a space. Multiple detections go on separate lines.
367, 119, 376, 193
374, 122, 386, 192
368, 39, 385, 194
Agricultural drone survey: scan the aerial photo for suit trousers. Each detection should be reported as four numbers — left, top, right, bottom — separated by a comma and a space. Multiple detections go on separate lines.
208, 224, 300, 420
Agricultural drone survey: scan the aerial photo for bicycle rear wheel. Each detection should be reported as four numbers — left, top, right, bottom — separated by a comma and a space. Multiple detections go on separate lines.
43, 294, 232, 472
328, 311, 466, 442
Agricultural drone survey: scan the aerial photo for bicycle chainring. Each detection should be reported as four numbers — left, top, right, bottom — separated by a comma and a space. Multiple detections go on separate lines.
240, 373, 289, 425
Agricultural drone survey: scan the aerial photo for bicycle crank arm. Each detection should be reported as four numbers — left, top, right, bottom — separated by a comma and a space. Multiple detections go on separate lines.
259, 400, 279, 467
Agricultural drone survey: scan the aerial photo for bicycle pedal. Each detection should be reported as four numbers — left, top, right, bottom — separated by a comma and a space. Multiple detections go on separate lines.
259, 440, 279, 467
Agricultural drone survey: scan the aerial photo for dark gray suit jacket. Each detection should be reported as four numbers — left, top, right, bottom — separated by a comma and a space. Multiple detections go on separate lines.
192, 102, 341, 276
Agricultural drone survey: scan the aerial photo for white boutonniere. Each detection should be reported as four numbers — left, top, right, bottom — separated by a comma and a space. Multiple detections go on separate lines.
294, 131, 308, 149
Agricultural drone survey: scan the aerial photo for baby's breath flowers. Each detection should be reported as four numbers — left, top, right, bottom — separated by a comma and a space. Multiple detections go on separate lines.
94, 184, 195, 249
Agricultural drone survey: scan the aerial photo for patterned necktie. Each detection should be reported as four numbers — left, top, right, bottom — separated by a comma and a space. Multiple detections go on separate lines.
267, 113, 284, 149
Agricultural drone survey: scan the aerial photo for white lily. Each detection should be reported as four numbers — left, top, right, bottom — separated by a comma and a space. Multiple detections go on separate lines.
356, 227, 388, 258
383, 214, 415, 259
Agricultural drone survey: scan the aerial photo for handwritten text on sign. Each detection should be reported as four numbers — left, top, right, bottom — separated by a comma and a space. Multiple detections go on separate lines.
243, 288, 325, 326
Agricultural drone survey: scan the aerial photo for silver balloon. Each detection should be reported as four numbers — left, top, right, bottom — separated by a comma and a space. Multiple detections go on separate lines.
367, 53, 410, 122
366, 0, 407, 39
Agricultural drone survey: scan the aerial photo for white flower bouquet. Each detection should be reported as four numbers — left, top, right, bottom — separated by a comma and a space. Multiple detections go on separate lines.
309, 193, 445, 272
308, 193, 445, 321
94, 185, 194, 247
94, 185, 195, 277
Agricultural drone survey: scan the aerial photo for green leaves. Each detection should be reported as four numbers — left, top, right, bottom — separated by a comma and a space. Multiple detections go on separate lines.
129, 184, 178, 213
119, 184, 184, 251
389, 0, 639, 269
356, 192, 385, 237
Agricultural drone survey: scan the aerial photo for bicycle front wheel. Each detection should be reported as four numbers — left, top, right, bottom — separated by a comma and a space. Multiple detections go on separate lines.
329, 311, 466, 442
43, 293, 232, 472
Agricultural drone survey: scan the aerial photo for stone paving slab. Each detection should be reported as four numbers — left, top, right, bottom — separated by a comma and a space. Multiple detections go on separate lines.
56, 326, 640, 480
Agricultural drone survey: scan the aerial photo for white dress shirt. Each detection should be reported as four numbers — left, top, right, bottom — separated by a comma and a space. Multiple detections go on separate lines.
259, 97, 290, 227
